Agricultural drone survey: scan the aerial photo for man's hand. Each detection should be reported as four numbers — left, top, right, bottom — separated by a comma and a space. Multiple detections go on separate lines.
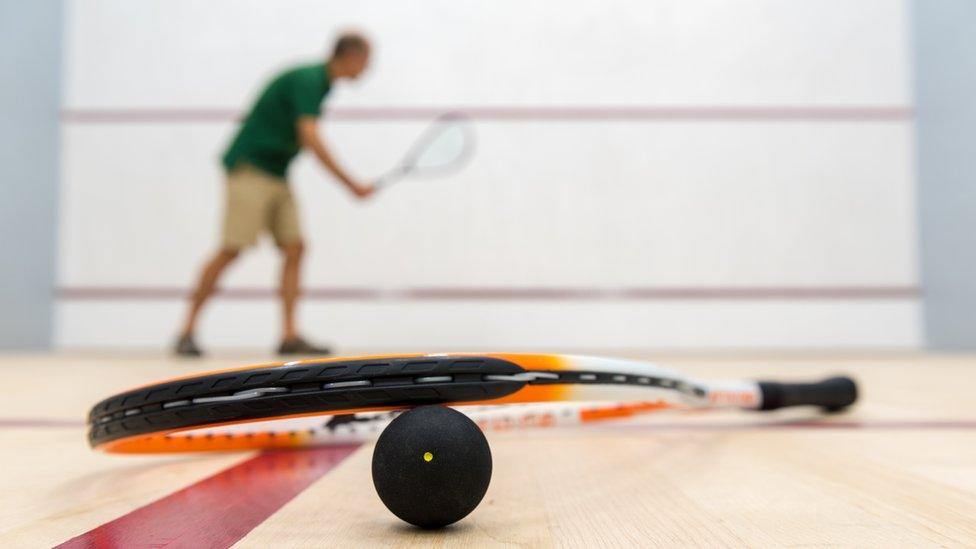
297, 116, 373, 200
350, 183, 375, 199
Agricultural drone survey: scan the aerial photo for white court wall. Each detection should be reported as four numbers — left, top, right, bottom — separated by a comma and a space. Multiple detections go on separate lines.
57, 0, 919, 350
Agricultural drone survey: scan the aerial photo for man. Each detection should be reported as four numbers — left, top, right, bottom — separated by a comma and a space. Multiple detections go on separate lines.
175, 32, 373, 357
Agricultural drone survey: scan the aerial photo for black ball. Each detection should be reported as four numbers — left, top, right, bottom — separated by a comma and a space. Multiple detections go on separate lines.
371, 405, 492, 529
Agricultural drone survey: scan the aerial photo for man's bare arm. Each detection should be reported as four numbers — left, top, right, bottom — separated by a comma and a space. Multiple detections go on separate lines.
297, 116, 373, 198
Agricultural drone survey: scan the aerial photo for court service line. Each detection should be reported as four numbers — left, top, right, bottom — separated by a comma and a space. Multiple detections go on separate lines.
56, 285, 921, 301
55, 445, 361, 549
0, 418, 85, 429
60, 105, 914, 124
5, 418, 975, 432
587, 419, 976, 432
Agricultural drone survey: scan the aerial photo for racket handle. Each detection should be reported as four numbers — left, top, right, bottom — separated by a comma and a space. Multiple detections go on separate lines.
756, 376, 858, 412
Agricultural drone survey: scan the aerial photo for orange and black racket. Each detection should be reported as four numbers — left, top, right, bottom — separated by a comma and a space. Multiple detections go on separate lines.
87, 353, 857, 453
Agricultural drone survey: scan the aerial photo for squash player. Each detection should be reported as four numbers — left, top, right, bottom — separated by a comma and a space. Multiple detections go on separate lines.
175, 32, 373, 357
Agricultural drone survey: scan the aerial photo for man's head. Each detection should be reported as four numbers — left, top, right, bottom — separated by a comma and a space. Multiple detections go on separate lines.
329, 32, 371, 79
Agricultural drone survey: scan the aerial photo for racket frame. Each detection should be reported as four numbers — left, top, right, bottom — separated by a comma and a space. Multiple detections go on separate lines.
87, 353, 854, 453
374, 111, 475, 190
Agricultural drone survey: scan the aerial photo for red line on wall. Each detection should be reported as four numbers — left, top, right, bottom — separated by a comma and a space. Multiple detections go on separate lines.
55, 285, 921, 301
60, 105, 914, 123
55, 445, 360, 549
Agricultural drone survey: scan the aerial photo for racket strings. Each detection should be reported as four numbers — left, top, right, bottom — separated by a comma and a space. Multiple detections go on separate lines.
378, 113, 475, 187
159, 401, 676, 447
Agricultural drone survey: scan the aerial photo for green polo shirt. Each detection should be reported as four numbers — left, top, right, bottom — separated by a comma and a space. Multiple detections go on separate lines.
222, 62, 331, 178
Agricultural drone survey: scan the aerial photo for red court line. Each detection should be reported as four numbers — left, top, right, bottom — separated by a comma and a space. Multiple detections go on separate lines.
56, 445, 360, 549
56, 285, 921, 301
60, 105, 914, 124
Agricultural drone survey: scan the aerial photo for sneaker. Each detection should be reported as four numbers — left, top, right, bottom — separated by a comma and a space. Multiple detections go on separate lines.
277, 336, 332, 357
174, 334, 203, 357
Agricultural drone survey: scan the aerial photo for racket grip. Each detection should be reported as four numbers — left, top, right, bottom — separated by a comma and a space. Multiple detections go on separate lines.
756, 376, 858, 412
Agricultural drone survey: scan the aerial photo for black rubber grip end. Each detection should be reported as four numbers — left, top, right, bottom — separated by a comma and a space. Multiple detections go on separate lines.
757, 376, 858, 413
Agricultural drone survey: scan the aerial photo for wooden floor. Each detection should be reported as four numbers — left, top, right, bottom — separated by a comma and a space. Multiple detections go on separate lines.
1, 352, 975, 547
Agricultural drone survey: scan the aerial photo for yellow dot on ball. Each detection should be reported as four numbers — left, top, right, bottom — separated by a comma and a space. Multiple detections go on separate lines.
423, 451, 434, 462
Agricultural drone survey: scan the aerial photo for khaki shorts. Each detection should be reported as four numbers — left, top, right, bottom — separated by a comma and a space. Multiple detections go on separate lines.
221, 165, 302, 249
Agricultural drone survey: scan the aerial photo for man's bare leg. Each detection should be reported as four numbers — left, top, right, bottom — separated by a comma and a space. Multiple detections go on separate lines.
179, 249, 240, 341
277, 241, 330, 355
279, 241, 304, 341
